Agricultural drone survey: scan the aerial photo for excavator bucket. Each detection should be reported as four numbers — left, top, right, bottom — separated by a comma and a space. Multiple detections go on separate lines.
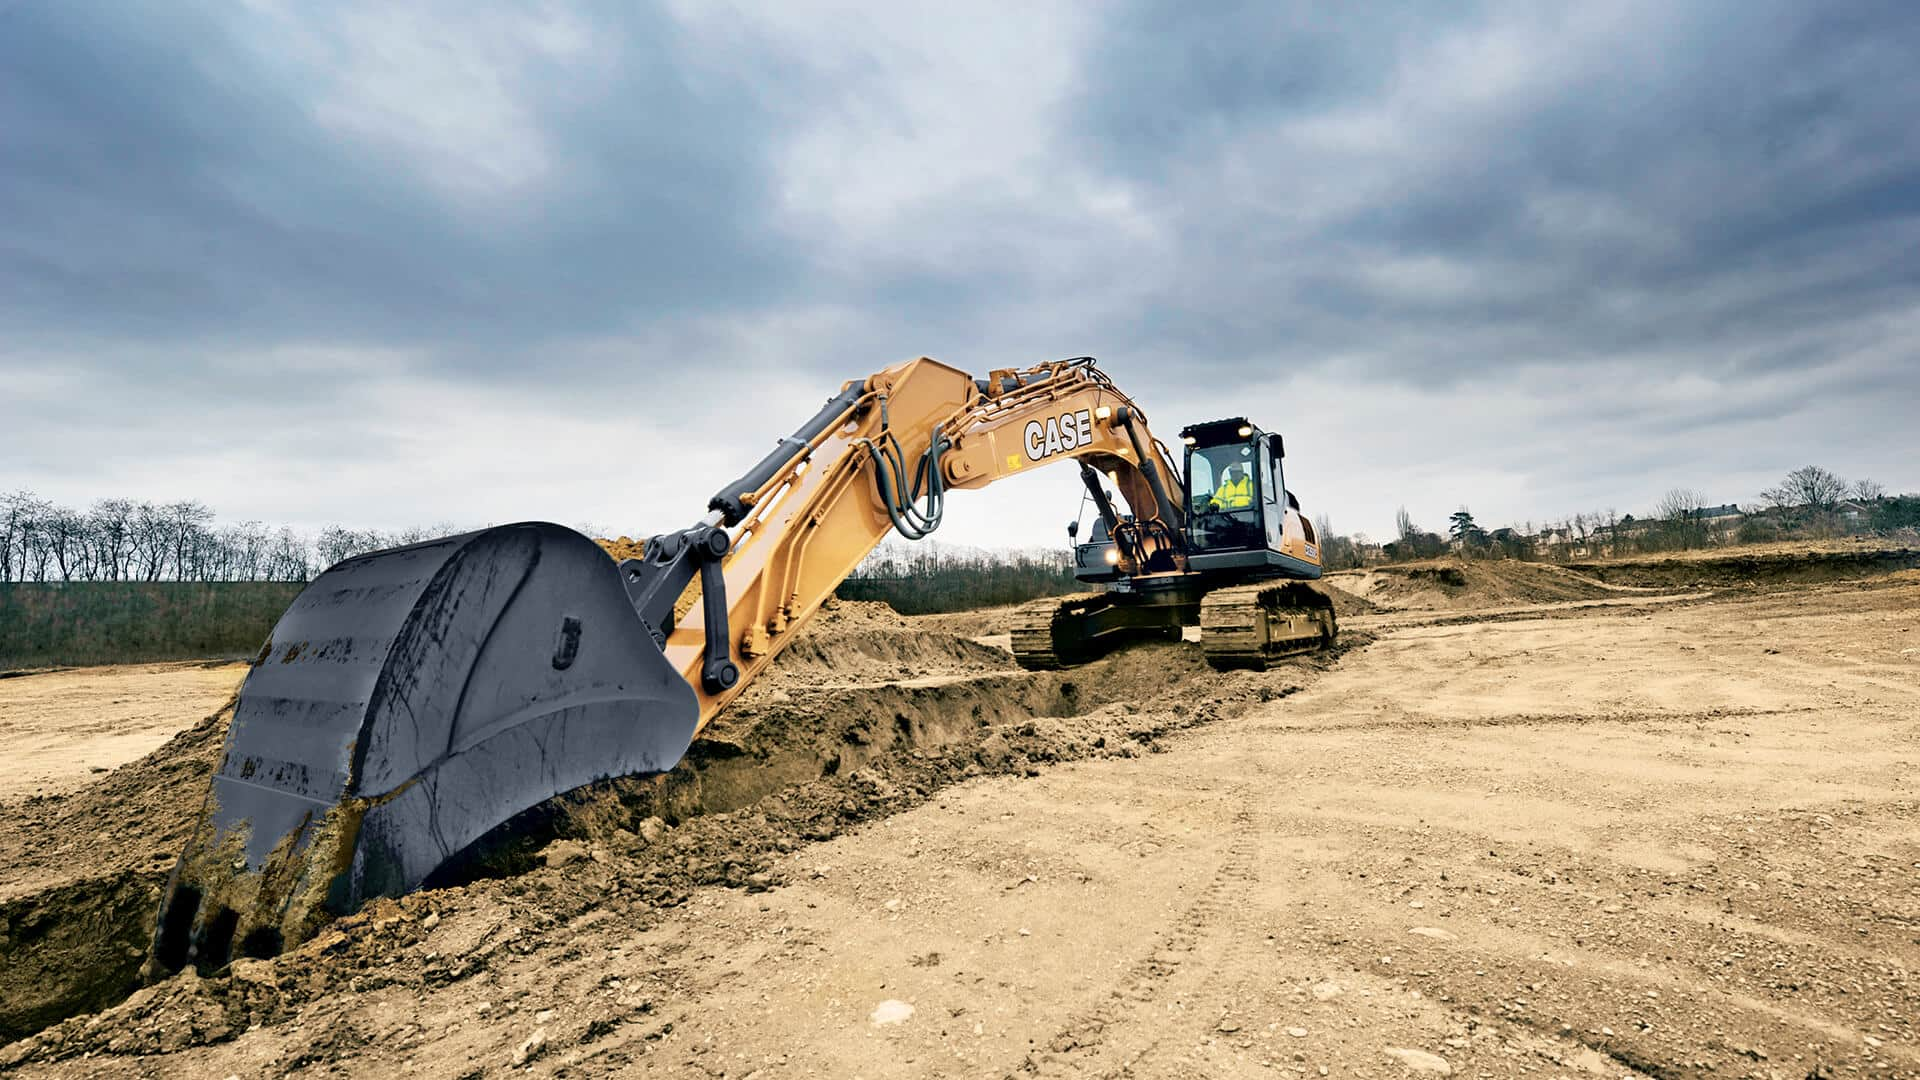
147, 522, 698, 976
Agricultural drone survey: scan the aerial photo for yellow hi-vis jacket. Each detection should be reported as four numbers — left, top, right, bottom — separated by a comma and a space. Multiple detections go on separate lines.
1211, 472, 1253, 510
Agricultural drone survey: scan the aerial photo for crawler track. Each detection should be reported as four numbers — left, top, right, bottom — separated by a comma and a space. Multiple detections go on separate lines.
1010, 592, 1186, 671
1198, 579, 1337, 669
1010, 592, 1111, 670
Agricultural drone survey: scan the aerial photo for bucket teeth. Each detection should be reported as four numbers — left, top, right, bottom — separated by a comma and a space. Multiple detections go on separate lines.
149, 522, 699, 975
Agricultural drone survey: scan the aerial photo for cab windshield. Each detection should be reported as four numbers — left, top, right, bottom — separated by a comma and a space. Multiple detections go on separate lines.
1185, 442, 1263, 551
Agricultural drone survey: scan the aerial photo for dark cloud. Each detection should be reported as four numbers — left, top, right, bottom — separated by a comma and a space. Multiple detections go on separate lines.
1, 1, 1915, 545
0, 2, 800, 359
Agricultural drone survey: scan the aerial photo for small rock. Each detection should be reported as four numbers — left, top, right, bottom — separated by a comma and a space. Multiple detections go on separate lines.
1310, 981, 1343, 1001
1408, 926, 1454, 940
535, 1009, 556, 1024
422, 911, 441, 931
227, 958, 276, 986
638, 816, 669, 843
977, 732, 1013, 768
1569, 1047, 1611, 1075
540, 839, 589, 867
1409, 900, 1425, 909
884, 898, 902, 911
512, 1027, 548, 1066
1287, 1027, 1309, 1038
1218, 1018, 1242, 1033
870, 1000, 915, 1026
1018, 927, 1032, 936
1383, 1047, 1452, 1074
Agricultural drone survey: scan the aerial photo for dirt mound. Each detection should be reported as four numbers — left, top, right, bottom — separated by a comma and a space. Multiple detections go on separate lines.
1313, 580, 1381, 619
1565, 547, 1919, 590
1332, 559, 1621, 612
905, 604, 1025, 640
767, 600, 1014, 686
594, 536, 646, 563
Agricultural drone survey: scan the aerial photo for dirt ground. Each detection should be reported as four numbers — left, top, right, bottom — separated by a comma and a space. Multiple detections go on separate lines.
1, 553, 1917, 1079
0, 662, 247, 803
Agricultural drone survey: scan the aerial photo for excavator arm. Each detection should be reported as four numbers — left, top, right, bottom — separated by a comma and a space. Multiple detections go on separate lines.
650, 355, 1186, 735
150, 356, 1192, 972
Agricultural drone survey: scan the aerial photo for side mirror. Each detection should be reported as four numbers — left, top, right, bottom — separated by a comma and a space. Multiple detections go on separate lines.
1067, 520, 1079, 538
1271, 435, 1285, 460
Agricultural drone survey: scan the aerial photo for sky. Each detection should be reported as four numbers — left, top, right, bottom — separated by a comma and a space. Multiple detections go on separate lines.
3, 0, 1917, 549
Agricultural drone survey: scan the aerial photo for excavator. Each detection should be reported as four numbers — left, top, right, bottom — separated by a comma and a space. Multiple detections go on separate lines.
147, 356, 1335, 977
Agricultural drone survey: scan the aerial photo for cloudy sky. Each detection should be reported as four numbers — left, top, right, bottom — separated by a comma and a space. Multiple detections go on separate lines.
3, 1, 1916, 549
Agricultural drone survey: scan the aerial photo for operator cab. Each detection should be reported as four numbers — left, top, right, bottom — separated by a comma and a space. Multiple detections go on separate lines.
1179, 417, 1317, 576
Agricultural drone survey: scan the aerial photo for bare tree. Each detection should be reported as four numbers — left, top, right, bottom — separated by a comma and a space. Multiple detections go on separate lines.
1853, 478, 1886, 502
1761, 465, 1849, 512
87, 498, 139, 580
1655, 488, 1709, 550
166, 500, 215, 579
1395, 505, 1416, 545
132, 501, 171, 580
0, 491, 48, 582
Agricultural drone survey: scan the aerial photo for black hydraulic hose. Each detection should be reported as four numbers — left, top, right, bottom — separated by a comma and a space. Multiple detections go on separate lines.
861, 395, 948, 540
1113, 406, 1181, 539
1078, 462, 1122, 536
709, 379, 868, 526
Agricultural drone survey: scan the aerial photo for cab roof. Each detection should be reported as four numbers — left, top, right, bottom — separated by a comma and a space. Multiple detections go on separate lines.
1178, 417, 1263, 447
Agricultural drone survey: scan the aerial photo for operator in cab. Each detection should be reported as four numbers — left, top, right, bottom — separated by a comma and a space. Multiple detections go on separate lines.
1208, 463, 1254, 511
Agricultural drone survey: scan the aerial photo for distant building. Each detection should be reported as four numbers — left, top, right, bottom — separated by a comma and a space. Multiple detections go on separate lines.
1534, 527, 1572, 550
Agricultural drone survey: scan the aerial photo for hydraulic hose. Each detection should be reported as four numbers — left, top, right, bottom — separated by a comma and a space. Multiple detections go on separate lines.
859, 395, 949, 540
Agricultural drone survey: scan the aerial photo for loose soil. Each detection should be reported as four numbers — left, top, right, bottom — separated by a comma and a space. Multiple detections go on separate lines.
2, 553, 1917, 1078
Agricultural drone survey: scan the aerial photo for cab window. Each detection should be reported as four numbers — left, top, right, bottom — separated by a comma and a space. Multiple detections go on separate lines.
1185, 442, 1264, 551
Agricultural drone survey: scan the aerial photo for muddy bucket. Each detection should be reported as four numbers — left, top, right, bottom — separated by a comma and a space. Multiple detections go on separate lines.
148, 522, 698, 975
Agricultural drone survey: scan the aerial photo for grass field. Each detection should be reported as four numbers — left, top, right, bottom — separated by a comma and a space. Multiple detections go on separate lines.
0, 582, 301, 671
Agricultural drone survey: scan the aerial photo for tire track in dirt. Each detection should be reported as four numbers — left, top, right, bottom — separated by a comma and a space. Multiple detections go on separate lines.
1015, 796, 1261, 1077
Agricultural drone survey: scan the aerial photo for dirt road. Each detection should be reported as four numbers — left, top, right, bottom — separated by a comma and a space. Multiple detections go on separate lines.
3, 565, 1917, 1078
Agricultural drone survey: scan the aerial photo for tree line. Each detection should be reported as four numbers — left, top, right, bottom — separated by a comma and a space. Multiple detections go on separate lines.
1312, 465, 1916, 567
0, 491, 445, 583
0, 491, 1078, 614
837, 540, 1080, 614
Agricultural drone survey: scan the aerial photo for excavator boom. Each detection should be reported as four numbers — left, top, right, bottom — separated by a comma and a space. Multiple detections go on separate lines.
150, 356, 1320, 975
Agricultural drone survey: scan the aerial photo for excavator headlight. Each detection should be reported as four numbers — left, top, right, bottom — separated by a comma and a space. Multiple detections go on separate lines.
1181, 435, 1196, 445
1094, 405, 1112, 421
1104, 547, 1121, 565
1237, 424, 1253, 437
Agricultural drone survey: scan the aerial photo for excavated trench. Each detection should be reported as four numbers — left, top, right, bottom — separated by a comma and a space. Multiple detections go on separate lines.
0, 603, 1268, 1049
